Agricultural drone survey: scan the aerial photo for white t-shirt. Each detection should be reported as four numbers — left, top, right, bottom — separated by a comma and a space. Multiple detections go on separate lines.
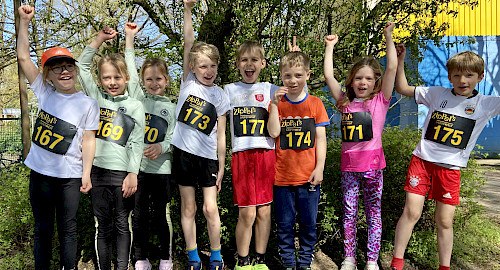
413, 86, 500, 168
171, 73, 230, 160
24, 74, 100, 178
225, 82, 277, 152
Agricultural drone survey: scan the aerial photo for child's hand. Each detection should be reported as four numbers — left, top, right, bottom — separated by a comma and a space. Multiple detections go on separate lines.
288, 36, 301, 52
272, 86, 288, 105
143, 144, 162, 160
18, 5, 35, 22
125, 22, 139, 36
184, 0, 197, 9
122, 173, 138, 198
80, 174, 92, 194
216, 168, 224, 193
384, 21, 396, 35
96, 27, 118, 43
325, 34, 338, 47
396, 44, 406, 62
308, 167, 324, 186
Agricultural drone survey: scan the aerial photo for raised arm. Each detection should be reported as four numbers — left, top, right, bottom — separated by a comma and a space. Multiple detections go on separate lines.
124, 22, 143, 99
288, 36, 301, 52
394, 44, 415, 97
324, 35, 342, 102
183, 0, 196, 81
381, 22, 397, 100
16, 5, 39, 84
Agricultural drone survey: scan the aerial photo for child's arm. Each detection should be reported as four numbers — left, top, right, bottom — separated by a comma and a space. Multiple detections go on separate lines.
80, 130, 96, 193
77, 27, 117, 99
16, 5, 39, 84
122, 103, 145, 198
394, 44, 415, 97
216, 113, 227, 193
308, 126, 326, 185
323, 35, 342, 102
267, 87, 288, 138
124, 22, 143, 99
182, 0, 196, 82
288, 36, 301, 52
381, 22, 397, 100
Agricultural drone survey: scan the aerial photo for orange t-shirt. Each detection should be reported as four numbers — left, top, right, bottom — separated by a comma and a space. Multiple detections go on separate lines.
274, 93, 329, 186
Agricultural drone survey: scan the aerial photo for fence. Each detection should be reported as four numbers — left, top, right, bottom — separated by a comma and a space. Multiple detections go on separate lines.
0, 118, 23, 168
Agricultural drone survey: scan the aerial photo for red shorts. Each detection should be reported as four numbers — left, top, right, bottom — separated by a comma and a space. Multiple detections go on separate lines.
404, 155, 461, 205
231, 148, 276, 207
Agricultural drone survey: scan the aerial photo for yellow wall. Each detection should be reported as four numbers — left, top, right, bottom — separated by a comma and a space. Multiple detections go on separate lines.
437, 0, 500, 36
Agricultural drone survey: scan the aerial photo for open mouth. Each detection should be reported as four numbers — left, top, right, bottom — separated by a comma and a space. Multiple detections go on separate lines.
245, 70, 255, 78
59, 75, 72, 81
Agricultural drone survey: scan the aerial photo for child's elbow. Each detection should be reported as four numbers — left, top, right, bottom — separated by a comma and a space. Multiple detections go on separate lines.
268, 129, 280, 138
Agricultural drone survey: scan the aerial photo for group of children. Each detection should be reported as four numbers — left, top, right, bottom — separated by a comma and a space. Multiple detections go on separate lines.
16, 0, 500, 270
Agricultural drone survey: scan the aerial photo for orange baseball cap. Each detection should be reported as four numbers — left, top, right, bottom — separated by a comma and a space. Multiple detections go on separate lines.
41, 47, 76, 68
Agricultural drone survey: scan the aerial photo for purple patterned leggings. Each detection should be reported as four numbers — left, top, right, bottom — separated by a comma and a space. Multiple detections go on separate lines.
341, 169, 383, 262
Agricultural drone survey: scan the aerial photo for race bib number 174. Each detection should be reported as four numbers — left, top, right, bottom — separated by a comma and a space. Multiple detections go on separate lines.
279, 118, 316, 150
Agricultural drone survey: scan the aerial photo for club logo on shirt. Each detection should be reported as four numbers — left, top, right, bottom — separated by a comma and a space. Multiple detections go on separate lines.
255, 94, 264, 102
118, 107, 127, 113
440, 100, 448, 108
464, 105, 475, 115
443, 193, 452, 199
160, 109, 169, 116
409, 175, 420, 187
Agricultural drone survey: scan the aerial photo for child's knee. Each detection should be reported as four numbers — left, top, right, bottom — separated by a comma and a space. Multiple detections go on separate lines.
256, 205, 271, 221
403, 205, 422, 222
182, 200, 197, 218
203, 202, 219, 219
239, 208, 257, 224
435, 214, 453, 230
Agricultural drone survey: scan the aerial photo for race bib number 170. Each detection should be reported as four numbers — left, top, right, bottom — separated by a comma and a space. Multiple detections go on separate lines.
32, 110, 77, 155
279, 118, 316, 150
178, 95, 217, 135
424, 111, 475, 150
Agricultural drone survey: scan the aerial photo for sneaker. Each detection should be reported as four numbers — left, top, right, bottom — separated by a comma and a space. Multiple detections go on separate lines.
252, 263, 269, 270
135, 259, 152, 270
364, 261, 379, 270
188, 261, 202, 270
340, 257, 357, 270
160, 259, 174, 270
209, 260, 224, 270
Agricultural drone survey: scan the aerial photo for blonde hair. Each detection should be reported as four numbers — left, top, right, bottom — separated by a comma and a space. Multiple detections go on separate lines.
188, 42, 220, 68
237, 41, 265, 61
279, 51, 310, 71
446, 51, 484, 75
338, 56, 383, 108
98, 54, 129, 80
140, 58, 173, 95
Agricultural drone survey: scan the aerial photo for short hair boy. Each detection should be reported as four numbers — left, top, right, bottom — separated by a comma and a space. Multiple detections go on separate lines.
225, 40, 278, 270
268, 51, 330, 270
390, 46, 500, 270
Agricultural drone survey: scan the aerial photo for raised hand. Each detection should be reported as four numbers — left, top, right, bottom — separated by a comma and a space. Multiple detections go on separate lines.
384, 21, 396, 35
288, 36, 301, 52
125, 22, 139, 36
184, 0, 197, 9
18, 5, 35, 22
325, 34, 338, 47
396, 44, 406, 62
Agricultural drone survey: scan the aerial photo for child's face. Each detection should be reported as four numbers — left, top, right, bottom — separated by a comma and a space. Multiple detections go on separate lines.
448, 70, 484, 97
46, 61, 77, 93
143, 66, 168, 96
280, 65, 310, 96
237, 50, 266, 84
190, 54, 218, 87
99, 62, 129, 96
351, 66, 376, 99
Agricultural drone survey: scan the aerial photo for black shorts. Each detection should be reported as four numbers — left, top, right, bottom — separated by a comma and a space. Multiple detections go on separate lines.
172, 146, 218, 187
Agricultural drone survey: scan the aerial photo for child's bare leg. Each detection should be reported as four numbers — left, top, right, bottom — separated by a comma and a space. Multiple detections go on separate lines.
435, 201, 456, 267
255, 204, 271, 254
179, 185, 197, 249
202, 186, 221, 249
236, 206, 256, 256
393, 192, 426, 258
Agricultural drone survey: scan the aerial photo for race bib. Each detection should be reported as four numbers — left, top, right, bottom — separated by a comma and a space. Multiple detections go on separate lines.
144, 113, 168, 144
341, 111, 373, 142
32, 110, 77, 155
96, 108, 135, 147
280, 118, 316, 150
178, 95, 217, 135
233, 106, 269, 137
424, 111, 475, 149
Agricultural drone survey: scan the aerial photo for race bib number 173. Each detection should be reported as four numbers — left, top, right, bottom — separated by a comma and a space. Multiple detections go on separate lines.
178, 95, 217, 135
32, 110, 77, 155
279, 118, 316, 150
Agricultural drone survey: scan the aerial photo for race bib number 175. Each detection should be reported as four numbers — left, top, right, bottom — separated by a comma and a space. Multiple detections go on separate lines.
279, 118, 316, 150
424, 111, 475, 149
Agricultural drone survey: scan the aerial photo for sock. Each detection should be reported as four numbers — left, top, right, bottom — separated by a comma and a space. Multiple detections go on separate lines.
237, 254, 251, 266
390, 256, 404, 270
210, 246, 222, 262
439, 266, 450, 270
255, 253, 266, 264
187, 245, 200, 262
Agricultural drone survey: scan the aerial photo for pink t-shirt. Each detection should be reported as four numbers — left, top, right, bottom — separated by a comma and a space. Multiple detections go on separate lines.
340, 91, 390, 172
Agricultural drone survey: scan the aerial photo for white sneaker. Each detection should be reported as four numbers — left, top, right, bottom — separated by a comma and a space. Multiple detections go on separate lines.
159, 259, 174, 270
135, 259, 152, 270
364, 261, 379, 270
340, 257, 357, 270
